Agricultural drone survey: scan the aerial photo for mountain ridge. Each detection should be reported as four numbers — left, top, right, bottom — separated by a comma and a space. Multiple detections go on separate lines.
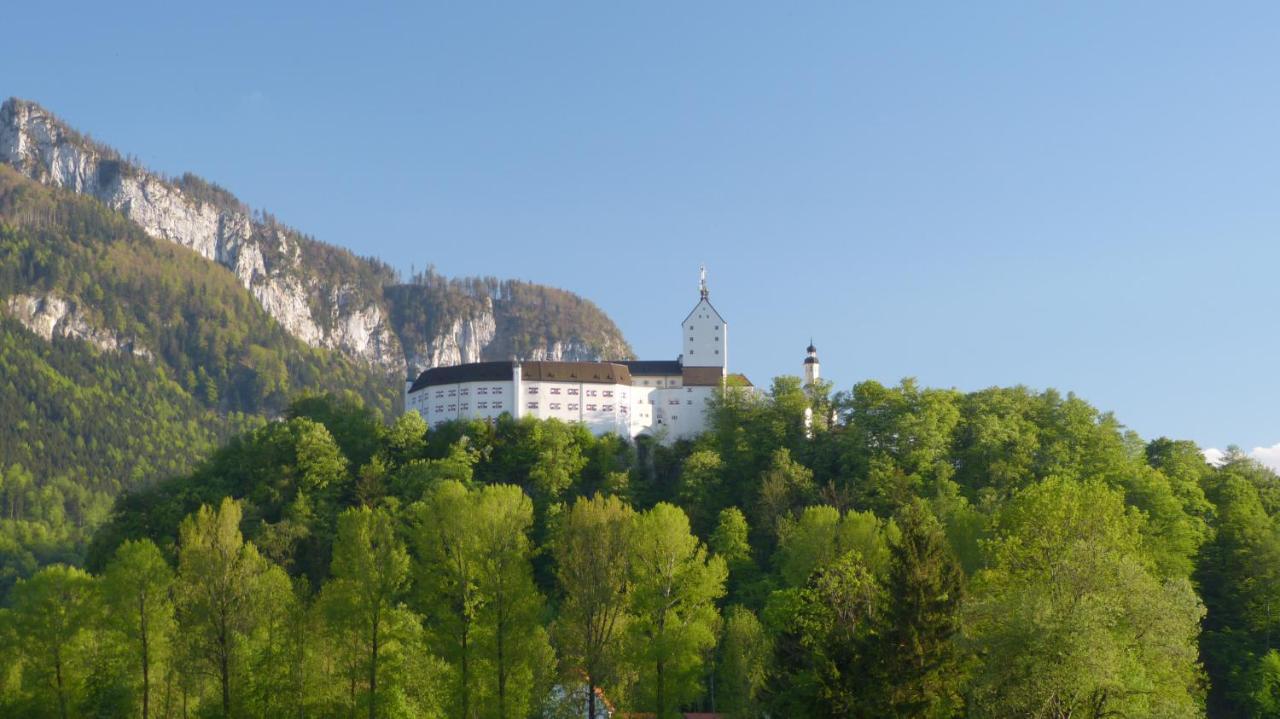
0, 97, 633, 375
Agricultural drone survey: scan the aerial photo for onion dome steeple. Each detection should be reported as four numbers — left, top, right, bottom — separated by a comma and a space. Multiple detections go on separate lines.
803, 339, 820, 384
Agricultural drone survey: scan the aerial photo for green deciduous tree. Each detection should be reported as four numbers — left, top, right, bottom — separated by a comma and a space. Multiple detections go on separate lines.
717, 606, 770, 718
553, 493, 635, 719
102, 538, 174, 719
324, 506, 411, 719
964, 477, 1205, 719
628, 503, 726, 717
473, 484, 554, 719
413, 480, 483, 719
763, 552, 882, 717
174, 497, 276, 717
9, 564, 99, 719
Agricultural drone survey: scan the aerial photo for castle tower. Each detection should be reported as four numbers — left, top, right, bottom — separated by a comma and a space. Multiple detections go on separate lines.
803, 340, 820, 385
681, 265, 727, 371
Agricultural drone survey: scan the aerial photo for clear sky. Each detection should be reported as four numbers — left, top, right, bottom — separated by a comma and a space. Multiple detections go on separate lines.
5, 2, 1279, 458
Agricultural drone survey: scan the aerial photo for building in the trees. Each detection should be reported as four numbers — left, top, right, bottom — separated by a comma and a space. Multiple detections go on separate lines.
802, 340, 821, 436
404, 267, 748, 441
803, 340, 820, 386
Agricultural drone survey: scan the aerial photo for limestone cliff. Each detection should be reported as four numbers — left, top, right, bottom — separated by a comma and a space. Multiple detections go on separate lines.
5, 293, 154, 361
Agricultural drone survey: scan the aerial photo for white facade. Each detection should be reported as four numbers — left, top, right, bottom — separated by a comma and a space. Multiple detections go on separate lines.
404, 270, 739, 442
681, 266, 727, 369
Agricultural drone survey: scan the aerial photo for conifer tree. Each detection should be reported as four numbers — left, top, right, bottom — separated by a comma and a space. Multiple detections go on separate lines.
876, 499, 965, 718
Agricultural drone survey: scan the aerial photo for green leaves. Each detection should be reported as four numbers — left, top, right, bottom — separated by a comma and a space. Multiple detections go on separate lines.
964, 477, 1205, 718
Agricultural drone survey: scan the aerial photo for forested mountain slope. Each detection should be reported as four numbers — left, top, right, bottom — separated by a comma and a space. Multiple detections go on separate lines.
0, 164, 400, 586
0, 97, 631, 593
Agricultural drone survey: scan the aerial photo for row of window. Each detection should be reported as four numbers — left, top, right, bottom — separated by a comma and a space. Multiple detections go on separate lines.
434, 386, 504, 399
522, 402, 618, 413
432, 401, 503, 413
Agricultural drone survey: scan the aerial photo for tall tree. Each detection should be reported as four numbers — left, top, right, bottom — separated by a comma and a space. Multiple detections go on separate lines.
9, 564, 99, 719
102, 539, 175, 719
762, 551, 882, 717
628, 503, 727, 717
325, 506, 411, 719
876, 499, 965, 718
175, 497, 275, 717
473, 484, 554, 719
717, 606, 770, 719
553, 493, 635, 719
1198, 462, 1280, 716
413, 480, 483, 719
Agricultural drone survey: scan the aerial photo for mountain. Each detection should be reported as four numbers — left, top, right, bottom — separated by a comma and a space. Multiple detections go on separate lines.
0, 98, 632, 377
0, 97, 631, 582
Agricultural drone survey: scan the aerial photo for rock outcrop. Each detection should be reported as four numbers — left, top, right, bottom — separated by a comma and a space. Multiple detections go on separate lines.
5, 293, 154, 360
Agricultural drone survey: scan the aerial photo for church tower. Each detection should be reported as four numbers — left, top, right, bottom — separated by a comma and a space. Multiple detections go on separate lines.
803, 340, 820, 385
682, 265, 727, 370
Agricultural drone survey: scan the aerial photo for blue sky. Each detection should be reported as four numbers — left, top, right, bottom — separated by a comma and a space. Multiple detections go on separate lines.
5, 2, 1280, 457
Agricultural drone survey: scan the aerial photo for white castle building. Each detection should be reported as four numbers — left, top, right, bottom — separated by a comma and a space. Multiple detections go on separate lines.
405, 268, 749, 441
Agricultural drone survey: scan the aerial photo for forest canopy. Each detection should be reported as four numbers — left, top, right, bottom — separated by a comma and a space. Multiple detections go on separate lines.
0, 378, 1277, 718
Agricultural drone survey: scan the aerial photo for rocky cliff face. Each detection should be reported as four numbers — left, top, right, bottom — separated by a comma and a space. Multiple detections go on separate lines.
0, 98, 403, 371
6, 293, 154, 360
0, 98, 632, 375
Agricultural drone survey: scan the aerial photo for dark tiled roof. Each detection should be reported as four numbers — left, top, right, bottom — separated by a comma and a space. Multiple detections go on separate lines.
408, 361, 515, 393
521, 361, 632, 385
618, 359, 682, 376
683, 366, 726, 386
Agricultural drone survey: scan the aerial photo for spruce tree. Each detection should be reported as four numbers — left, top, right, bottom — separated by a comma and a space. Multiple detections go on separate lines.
877, 499, 965, 718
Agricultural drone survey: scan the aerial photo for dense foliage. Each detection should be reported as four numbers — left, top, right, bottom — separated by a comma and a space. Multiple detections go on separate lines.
2, 376, 1276, 718
0, 165, 401, 597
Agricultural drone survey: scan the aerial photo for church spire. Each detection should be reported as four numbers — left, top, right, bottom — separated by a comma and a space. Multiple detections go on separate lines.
699, 264, 708, 300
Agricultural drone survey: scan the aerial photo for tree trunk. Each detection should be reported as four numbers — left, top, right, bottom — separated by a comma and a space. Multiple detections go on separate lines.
369, 616, 379, 719
221, 649, 231, 718
461, 620, 470, 719
588, 678, 596, 719
496, 614, 506, 719
657, 657, 665, 719
219, 618, 231, 719
141, 593, 151, 719
55, 649, 67, 719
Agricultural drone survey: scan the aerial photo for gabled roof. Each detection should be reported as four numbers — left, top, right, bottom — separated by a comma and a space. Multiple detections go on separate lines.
682, 298, 725, 326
